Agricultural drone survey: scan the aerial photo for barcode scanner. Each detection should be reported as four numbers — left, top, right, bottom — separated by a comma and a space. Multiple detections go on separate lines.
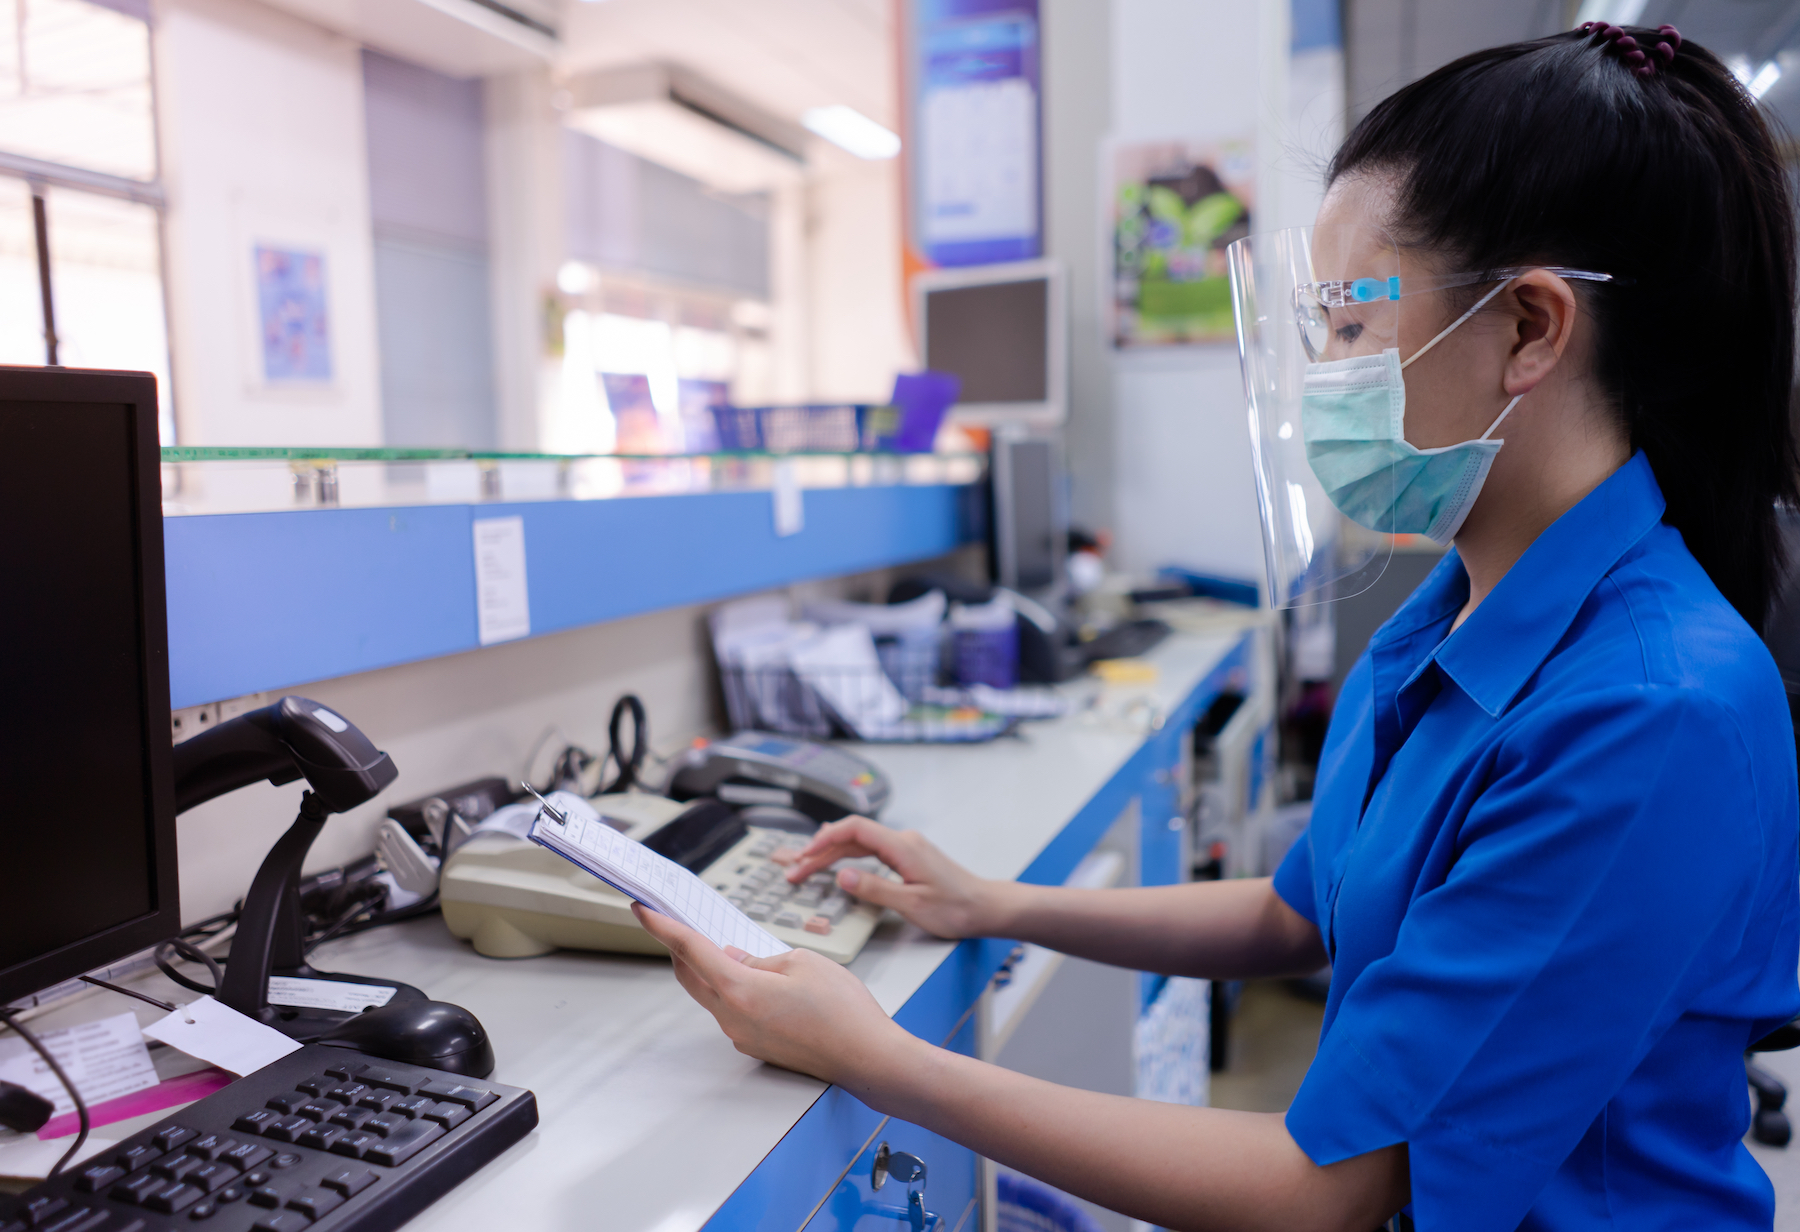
173, 696, 396, 815
173, 699, 492, 1069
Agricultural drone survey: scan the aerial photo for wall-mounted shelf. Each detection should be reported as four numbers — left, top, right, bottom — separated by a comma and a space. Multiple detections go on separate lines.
161, 448, 983, 516
165, 481, 986, 709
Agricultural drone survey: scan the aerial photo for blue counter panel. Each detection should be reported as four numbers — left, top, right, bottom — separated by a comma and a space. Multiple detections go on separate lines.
165, 484, 979, 710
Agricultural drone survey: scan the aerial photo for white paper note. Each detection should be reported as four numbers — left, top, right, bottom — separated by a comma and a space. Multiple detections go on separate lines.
473, 515, 530, 645
772, 461, 804, 537
265, 977, 396, 1013
142, 997, 301, 1077
787, 623, 909, 735
0, 1011, 158, 1119
528, 806, 791, 959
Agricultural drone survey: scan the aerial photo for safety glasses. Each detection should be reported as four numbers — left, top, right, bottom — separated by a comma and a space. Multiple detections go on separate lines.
1293, 267, 1615, 362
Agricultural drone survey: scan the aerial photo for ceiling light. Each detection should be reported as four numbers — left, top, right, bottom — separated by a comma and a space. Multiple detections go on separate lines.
1750, 60, 1783, 100
802, 105, 900, 160
1572, 0, 1646, 25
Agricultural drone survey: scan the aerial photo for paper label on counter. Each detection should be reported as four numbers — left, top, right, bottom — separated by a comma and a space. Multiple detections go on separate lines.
473, 515, 530, 645
0, 1133, 116, 1180
142, 997, 301, 1077
265, 977, 396, 1013
0, 1011, 158, 1119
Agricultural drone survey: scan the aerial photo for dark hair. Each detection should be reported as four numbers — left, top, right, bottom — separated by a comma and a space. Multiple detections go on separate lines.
1330, 27, 1798, 628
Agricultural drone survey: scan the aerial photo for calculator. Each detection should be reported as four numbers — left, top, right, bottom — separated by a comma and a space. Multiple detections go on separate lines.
700, 827, 898, 965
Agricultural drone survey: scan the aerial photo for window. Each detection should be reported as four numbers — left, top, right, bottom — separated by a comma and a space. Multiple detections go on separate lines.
0, 0, 173, 441
544, 263, 767, 456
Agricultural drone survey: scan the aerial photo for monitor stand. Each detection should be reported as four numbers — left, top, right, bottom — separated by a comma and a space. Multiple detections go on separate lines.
218, 790, 427, 1040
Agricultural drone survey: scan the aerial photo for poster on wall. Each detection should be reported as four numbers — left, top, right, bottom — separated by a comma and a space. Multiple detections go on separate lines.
254, 244, 333, 382
907, 1, 1042, 269
1108, 139, 1254, 349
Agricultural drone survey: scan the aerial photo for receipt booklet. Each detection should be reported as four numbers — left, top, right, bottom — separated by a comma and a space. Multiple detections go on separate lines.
527, 800, 791, 959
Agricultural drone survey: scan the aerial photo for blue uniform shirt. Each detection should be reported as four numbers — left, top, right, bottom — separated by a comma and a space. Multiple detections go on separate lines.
1274, 452, 1800, 1230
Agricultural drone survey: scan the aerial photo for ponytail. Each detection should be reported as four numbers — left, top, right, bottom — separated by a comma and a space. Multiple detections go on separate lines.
1329, 26, 1798, 627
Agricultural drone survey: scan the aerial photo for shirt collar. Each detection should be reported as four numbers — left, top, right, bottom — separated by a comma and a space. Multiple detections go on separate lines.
1423, 450, 1666, 717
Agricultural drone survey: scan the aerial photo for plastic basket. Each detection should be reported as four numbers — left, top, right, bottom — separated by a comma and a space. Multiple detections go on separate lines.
757, 404, 862, 453
717, 658, 1015, 744
709, 401, 953, 454
995, 1174, 1106, 1232
711, 404, 763, 451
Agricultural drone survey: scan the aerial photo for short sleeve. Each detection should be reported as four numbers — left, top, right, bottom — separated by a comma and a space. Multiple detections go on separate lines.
1285, 687, 1765, 1232
1272, 828, 1318, 926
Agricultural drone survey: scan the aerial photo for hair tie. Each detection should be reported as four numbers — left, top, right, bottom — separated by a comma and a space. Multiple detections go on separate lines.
1580, 21, 1679, 79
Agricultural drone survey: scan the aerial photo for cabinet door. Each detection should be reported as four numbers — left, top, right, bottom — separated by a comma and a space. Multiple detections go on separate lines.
802, 1116, 979, 1232
799, 1012, 979, 1232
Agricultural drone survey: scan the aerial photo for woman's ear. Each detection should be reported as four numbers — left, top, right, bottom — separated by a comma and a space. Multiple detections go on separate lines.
1503, 270, 1581, 397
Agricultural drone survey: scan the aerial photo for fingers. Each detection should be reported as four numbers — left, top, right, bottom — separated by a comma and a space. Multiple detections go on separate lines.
669, 954, 724, 1013
740, 950, 801, 974
787, 816, 904, 882
834, 864, 906, 909
633, 903, 746, 993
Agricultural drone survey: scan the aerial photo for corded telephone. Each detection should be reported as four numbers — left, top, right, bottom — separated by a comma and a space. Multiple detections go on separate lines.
435, 731, 897, 964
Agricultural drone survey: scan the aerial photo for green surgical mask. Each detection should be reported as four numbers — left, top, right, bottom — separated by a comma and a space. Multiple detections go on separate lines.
1300, 280, 1523, 546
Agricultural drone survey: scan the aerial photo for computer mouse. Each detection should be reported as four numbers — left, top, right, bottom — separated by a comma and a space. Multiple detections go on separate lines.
315, 999, 496, 1078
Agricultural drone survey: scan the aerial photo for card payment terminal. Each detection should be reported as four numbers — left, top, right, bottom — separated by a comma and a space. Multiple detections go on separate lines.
667, 732, 892, 820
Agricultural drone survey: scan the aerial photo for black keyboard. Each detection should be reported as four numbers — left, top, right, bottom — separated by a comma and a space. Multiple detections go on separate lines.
1079, 618, 1173, 664
0, 1045, 536, 1232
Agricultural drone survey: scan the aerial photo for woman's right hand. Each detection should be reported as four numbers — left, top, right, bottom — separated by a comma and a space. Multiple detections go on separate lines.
777, 816, 1004, 940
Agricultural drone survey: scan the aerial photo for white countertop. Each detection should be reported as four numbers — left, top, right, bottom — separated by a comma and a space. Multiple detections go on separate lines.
5, 629, 1246, 1231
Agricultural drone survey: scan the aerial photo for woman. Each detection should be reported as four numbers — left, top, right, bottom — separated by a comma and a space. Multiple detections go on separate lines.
636, 25, 1800, 1230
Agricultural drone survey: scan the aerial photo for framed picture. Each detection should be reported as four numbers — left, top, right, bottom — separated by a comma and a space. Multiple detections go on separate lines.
1108, 139, 1254, 349
254, 244, 332, 382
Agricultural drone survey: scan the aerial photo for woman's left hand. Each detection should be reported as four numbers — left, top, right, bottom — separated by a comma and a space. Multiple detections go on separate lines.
632, 902, 915, 1088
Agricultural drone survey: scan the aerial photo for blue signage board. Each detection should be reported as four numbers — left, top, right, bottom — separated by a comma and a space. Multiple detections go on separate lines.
907, 1, 1043, 268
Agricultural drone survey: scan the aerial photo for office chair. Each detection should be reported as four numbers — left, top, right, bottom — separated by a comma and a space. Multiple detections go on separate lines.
1747, 511, 1800, 1147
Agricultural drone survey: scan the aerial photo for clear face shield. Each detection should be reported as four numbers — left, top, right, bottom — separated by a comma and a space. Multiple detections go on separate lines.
1228, 226, 1401, 609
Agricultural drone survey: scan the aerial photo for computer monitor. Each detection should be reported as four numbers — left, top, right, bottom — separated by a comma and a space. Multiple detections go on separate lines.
0, 366, 180, 1006
989, 434, 1065, 595
915, 258, 1067, 424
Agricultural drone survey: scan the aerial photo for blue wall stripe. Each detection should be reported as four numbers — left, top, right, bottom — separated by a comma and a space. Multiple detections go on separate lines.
164, 504, 479, 710
164, 484, 978, 710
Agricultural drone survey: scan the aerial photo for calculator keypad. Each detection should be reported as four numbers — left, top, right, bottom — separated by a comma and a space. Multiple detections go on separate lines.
705, 827, 896, 963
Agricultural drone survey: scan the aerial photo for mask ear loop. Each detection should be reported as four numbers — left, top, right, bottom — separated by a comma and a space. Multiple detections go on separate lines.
1398, 277, 1515, 370
1398, 275, 1527, 439
1479, 392, 1526, 441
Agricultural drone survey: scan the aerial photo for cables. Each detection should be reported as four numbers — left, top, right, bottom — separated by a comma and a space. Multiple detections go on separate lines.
0, 1008, 88, 1178
76, 976, 179, 1016
602, 694, 647, 794
527, 694, 658, 798
154, 936, 224, 996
